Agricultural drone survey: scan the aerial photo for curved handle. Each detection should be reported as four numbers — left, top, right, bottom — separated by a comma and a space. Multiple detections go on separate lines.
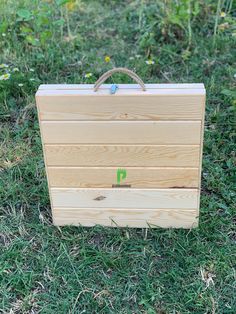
94, 67, 146, 92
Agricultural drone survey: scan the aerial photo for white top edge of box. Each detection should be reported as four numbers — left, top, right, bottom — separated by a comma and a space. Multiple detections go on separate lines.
38, 83, 205, 91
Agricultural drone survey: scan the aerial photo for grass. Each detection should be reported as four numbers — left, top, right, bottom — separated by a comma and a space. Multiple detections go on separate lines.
0, 0, 236, 313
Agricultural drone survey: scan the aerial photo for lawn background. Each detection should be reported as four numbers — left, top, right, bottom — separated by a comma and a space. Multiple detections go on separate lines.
0, 0, 235, 313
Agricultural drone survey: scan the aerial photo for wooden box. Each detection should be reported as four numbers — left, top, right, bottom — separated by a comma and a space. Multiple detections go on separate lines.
36, 70, 205, 228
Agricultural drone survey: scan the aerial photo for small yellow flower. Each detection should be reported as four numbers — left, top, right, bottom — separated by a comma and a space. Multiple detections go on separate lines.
0, 63, 9, 68
104, 56, 111, 63
13, 67, 19, 72
145, 59, 154, 65
0, 73, 11, 80
220, 12, 226, 17
84, 72, 93, 78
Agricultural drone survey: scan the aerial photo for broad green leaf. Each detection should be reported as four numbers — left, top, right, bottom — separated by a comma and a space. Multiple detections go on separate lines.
0, 21, 8, 33
17, 9, 32, 21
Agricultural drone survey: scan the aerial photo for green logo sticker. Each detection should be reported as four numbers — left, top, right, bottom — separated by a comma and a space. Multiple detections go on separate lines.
112, 169, 130, 188
117, 168, 127, 185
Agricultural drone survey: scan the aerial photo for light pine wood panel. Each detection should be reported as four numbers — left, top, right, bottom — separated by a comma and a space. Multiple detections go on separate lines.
52, 207, 198, 228
36, 82, 205, 229
48, 167, 199, 188
41, 121, 201, 144
50, 188, 199, 209
36, 88, 205, 97
37, 95, 204, 120
38, 83, 205, 90
45, 145, 200, 167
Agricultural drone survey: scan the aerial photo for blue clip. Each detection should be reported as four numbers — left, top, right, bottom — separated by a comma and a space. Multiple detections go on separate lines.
110, 84, 118, 94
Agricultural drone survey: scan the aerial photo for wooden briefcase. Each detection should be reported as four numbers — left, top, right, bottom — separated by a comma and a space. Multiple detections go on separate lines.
36, 68, 205, 228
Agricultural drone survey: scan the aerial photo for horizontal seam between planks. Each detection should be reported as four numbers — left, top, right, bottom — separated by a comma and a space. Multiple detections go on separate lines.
39, 118, 203, 122
53, 206, 199, 210
47, 166, 199, 169
44, 144, 200, 146
36, 92, 206, 96
44, 144, 200, 147
46, 165, 200, 168
40, 120, 202, 123
53, 207, 198, 211
50, 187, 199, 192
49, 186, 199, 189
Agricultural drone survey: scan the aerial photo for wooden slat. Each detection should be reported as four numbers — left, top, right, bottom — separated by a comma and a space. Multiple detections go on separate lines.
36, 88, 205, 97
53, 207, 198, 228
48, 167, 199, 188
37, 95, 204, 121
45, 145, 200, 167
41, 121, 201, 144
50, 188, 199, 209
38, 83, 205, 90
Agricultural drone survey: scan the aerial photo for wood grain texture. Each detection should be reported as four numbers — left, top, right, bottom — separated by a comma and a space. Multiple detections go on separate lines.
41, 121, 201, 144
37, 95, 204, 120
36, 95, 55, 215
36, 82, 205, 228
197, 94, 206, 217
45, 145, 200, 167
52, 207, 198, 228
50, 188, 199, 209
36, 88, 205, 97
48, 167, 199, 188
